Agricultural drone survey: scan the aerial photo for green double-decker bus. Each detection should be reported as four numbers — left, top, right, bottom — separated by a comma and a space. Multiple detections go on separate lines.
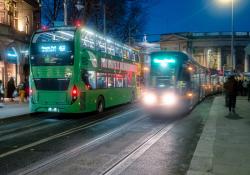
29, 26, 140, 113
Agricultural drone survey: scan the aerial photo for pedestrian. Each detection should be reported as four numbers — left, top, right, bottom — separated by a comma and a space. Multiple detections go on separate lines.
224, 75, 238, 113
238, 79, 243, 96
7, 77, 16, 102
247, 80, 250, 102
0, 80, 4, 102
24, 78, 29, 101
18, 82, 25, 103
242, 79, 248, 96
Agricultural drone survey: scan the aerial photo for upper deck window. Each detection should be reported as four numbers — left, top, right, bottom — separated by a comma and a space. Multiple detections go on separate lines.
80, 28, 137, 61
32, 30, 75, 43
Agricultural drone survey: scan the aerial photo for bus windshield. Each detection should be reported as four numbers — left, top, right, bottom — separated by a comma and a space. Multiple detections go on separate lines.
30, 30, 75, 66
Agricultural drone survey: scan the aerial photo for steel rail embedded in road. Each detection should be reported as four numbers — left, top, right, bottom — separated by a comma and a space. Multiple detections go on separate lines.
0, 107, 141, 159
101, 121, 177, 175
14, 113, 148, 175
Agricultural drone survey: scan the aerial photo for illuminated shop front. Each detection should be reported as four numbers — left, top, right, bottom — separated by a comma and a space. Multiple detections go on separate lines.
5, 47, 19, 85
0, 43, 29, 88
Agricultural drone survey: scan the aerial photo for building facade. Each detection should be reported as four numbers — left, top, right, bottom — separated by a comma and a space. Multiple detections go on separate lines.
160, 32, 250, 73
0, 0, 40, 87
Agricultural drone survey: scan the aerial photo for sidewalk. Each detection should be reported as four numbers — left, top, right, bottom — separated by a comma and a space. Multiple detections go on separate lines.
0, 98, 30, 119
187, 96, 250, 175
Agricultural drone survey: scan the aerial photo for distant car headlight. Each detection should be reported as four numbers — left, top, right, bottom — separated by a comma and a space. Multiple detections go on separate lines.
162, 93, 177, 106
143, 93, 157, 105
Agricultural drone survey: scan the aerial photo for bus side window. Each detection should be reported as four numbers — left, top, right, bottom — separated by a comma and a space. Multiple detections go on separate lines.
81, 70, 96, 89
124, 75, 128, 88
115, 74, 124, 88
97, 73, 107, 89
108, 74, 115, 88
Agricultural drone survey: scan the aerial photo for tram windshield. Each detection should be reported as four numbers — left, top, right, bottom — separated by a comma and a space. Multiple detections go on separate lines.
150, 64, 177, 88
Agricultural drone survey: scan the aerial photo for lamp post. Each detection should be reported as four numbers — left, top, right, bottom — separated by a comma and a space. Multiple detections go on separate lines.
217, 0, 235, 71
64, 0, 67, 25
231, 0, 235, 71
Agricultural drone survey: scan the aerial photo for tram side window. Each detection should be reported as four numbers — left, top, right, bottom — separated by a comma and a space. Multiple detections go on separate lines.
97, 73, 107, 89
179, 69, 191, 82
191, 74, 200, 90
178, 68, 191, 89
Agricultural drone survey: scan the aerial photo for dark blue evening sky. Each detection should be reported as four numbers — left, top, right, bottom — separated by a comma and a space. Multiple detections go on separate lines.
145, 0, 250, 37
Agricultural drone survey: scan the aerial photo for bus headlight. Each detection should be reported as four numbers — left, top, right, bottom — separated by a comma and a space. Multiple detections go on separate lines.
143, 93, 157, 105
162, 93, 177, 106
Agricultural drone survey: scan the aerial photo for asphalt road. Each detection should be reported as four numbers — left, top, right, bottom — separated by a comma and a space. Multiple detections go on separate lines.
0, 97, 214, 175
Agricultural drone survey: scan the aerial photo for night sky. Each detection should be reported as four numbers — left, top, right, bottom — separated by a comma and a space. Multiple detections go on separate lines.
145, 0, 250, 39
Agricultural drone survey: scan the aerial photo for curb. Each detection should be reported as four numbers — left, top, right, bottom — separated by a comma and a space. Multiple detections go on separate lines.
186, 97, 220, 175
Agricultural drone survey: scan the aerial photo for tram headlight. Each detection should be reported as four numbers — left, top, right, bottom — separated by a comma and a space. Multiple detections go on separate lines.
162, 93, 177, 106
143, 93, 157, 105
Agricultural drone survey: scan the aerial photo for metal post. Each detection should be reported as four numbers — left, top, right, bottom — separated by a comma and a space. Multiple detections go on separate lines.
129, 24, 131, 45
64, 0, 67, 26
231, 0, 234, 70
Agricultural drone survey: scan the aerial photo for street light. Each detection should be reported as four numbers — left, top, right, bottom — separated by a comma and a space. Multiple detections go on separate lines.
217, 0, 235, 70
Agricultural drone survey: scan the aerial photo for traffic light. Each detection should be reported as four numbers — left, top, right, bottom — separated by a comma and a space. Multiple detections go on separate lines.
75, 20, 81, 27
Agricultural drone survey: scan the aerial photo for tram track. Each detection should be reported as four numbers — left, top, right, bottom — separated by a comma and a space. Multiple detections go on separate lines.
0, 104, 139, 145
12, 115, 181, 175
16, 116, 180, 175
0, 107, 141, 160
100, 122, 176, 175
0, 101, 187, 175
15, 113, 149, 175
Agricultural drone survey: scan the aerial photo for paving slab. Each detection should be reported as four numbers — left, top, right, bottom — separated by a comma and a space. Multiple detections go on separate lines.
187, 96, 250, 175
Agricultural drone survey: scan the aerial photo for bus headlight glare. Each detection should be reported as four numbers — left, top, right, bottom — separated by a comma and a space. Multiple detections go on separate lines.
162, 93, 177, 106
143, 93, 157, 105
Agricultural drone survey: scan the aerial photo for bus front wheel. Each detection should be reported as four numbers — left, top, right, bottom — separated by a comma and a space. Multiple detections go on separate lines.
97, 96, 105, 113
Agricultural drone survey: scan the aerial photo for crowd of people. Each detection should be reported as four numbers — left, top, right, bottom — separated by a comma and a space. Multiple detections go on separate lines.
0, 77, 29, 103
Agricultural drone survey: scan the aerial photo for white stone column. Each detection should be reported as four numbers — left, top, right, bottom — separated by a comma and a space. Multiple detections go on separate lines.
217, 48, 221, 71
244, 54, 249, 72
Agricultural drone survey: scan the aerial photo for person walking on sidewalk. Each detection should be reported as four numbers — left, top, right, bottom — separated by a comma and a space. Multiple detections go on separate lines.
224, 75, 238, 113
0, 80, 4, 102
18, 81, 26, 103
243, 79, 248, 96
247, 80, 250, 102
7, 77, 16, 102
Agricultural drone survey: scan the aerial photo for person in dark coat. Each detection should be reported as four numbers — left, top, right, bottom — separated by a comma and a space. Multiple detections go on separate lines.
247, 80, 250, 102
238, 79, 243, 96
0, 80, 4, 102
224, 76, 238, 113
7, 77, 16, 102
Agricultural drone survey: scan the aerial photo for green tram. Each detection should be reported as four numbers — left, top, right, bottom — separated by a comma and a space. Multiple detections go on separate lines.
29, 26, 140, 113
